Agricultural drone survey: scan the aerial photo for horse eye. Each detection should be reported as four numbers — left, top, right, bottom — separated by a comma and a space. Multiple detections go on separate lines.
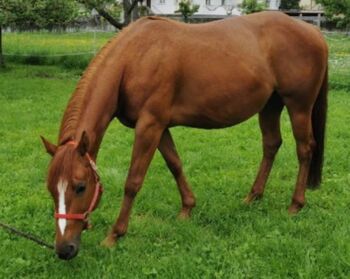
75, 183, 86, 195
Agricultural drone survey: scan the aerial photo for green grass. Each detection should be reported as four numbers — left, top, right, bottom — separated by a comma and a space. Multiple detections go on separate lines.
325, 33, 350, 91
3, 31, 115, 69
0, 33, 349, 278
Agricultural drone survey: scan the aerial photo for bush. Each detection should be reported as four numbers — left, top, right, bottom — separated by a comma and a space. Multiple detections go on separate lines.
175, 0, 199, 23
317, 0, 350, 29
241, 0, 265, 14
279, 0, 300, 10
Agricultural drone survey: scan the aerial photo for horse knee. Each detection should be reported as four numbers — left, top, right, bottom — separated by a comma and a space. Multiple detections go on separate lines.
296, 140, 314, 163
125, 177, 143, 198
263, 138, 282, 159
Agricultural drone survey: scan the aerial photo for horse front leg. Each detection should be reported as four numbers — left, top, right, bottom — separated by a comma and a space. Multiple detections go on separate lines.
158, 129, 196, 219
101, 113, 165, 247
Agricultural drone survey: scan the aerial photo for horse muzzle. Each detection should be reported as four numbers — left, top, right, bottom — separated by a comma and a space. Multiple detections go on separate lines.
56, 239, 80, 260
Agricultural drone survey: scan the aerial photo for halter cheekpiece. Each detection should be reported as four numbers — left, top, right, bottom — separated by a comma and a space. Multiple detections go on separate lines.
54, 141, 103, 229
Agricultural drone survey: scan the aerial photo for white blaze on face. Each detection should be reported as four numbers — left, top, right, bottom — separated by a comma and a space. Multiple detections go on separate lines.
57, 179, 68, 235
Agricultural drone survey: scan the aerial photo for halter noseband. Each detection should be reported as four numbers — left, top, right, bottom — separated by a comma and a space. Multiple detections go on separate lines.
54, 141, 103, 229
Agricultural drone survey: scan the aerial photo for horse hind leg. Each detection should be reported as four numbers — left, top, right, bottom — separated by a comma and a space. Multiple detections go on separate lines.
158, 129, 196, 218
244, 92, 284, 204
286, 105, 315, 214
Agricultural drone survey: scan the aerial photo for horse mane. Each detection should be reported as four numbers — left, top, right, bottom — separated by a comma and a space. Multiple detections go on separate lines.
58, 35, 119, 145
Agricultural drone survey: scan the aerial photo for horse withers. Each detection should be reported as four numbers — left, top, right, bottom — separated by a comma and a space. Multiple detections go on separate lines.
41, 12, 328, 260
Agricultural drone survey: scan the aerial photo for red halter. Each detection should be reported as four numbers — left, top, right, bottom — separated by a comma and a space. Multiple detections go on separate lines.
54, 141, 103, 229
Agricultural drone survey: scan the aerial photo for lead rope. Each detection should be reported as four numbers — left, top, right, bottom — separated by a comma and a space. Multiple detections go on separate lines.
0, 221, 54, 250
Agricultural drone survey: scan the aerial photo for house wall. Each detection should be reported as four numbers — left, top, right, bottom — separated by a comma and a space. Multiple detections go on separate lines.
150, 0, 322, 16
150, 0, 241, 16
234, 0, 322, 10
299, 0, 322, 10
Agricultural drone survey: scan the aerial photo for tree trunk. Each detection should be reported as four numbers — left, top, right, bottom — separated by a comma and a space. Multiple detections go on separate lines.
131, 4, 139, 21
129, 0, 140, 21
123, 0, 132, 26
89, 1, 140, 31
0, 26, 4, 68
96, 8, 125, 30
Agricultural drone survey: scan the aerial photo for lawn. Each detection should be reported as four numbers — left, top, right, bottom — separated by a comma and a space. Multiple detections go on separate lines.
0, 31, 349, 278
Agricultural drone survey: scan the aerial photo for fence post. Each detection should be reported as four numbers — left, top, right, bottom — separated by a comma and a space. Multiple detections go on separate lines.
317, 12, 321, 28
93, 29, 97, 55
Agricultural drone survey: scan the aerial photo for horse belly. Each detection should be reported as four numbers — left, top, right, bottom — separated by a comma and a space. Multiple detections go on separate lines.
171, 86, 272, 129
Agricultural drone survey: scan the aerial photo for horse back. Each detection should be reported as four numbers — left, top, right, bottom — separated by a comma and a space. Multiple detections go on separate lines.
116, 12, 327, 128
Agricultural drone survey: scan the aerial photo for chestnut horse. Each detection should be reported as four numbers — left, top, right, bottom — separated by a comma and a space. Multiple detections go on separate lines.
41, 11, 328, 260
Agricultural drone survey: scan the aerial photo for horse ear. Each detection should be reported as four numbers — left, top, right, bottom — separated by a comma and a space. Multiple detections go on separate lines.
77, 131, 89, 156
40, 136, 57, 156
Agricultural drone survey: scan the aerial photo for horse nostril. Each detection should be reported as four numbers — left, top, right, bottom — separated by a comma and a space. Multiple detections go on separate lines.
57, 243, 78, 260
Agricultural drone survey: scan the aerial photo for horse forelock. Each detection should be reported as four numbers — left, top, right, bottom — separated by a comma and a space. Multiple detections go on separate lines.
48, 147, 74, 191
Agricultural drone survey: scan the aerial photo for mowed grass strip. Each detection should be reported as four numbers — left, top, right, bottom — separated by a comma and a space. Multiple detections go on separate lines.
0, 33, 349, 278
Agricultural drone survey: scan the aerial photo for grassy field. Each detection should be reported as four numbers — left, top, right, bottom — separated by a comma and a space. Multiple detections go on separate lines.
0, 31, 349, 278
3, 31, 115, 69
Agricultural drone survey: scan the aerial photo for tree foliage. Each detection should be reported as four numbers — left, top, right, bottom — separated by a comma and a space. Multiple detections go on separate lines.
241, 0, 265, 14
0, 0, 80, 30
0, 0, 80, 67
316, 0, 350, 29
279, 0, 300, 10
0, 0, 142, 67
175, 0, 199, 22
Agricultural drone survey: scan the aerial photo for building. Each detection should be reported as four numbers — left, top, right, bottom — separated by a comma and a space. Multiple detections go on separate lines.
147, 0, 322, 17
299, 0, 322, 10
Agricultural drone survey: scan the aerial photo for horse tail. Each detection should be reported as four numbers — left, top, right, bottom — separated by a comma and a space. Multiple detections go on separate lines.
307, 65, 328, 189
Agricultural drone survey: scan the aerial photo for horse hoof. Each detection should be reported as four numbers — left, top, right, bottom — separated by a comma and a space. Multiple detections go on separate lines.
177, 208, 191, 220
243, 192, 262, 204
288, 203, 304, 215
101, 234, 117, 248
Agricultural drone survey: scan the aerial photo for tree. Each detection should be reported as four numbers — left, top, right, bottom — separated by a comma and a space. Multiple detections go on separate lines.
34, 0, 80, 31
78, 0, 141, 29
0, 2, 11, 66
316, 0, 350, 29
241, 0, 265, 14
279, 0, 300, 10
175, 0, 199, 23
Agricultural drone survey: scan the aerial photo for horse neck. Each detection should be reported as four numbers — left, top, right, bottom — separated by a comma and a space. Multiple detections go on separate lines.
58, 40, 123, 159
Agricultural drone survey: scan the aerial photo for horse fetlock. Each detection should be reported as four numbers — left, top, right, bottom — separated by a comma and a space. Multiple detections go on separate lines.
100, 233, 117, 248
114, 223, 128, 237
288, 198, 305, 214
178, 208, 192, 219
183, 196, 196, 209
244, 191, 263, 204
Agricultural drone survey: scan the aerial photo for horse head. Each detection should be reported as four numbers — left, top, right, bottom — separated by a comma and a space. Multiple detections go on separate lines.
41, 131, 103, 260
